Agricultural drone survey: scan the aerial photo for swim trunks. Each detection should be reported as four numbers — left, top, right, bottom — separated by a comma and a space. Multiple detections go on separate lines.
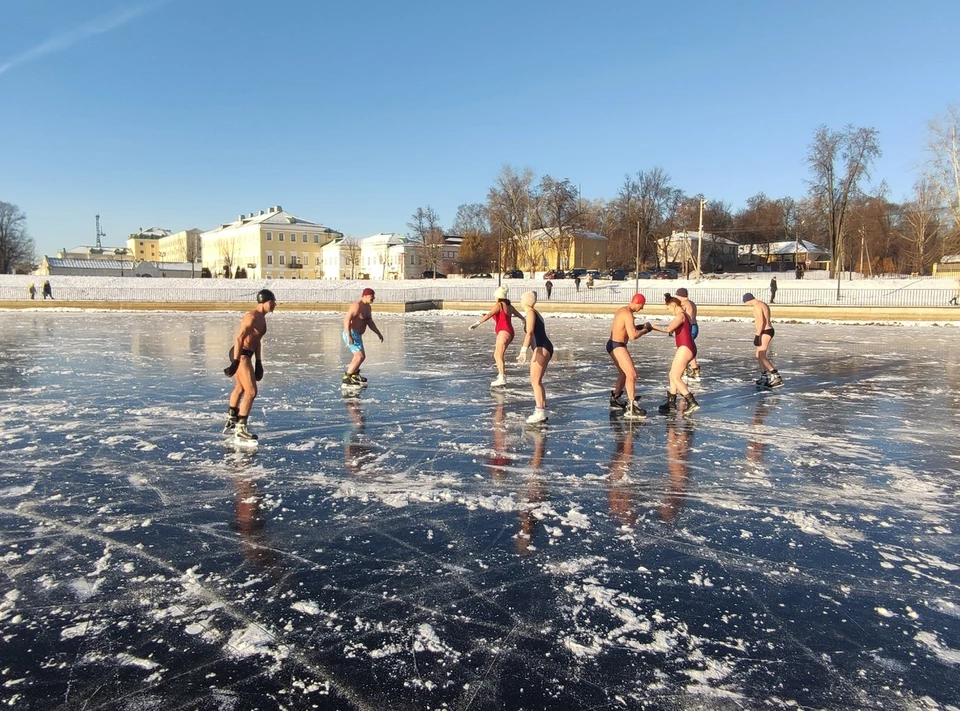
605, 339, 627, 354
342, 329, 364, 353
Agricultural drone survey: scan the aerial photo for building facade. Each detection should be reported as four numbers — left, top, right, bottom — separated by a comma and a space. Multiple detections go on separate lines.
201, 206, 343, 279
658, 231, 739, 272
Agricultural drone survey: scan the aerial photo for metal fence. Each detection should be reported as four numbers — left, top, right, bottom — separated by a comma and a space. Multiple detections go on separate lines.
1, 275, 957, 308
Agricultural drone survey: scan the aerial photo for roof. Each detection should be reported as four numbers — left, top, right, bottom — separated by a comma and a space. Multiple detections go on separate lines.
202, 207, 340, 235
45, 258, 135, 269
941, 254, 960, 264
133, 228, 172, 238
362, 233, 407, 246
527, 228, 608, 242
737, 240, 828, 256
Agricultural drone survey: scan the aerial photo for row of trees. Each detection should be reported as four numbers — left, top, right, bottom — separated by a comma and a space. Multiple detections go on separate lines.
413, 108, 960, 278
0, 202, 34, 274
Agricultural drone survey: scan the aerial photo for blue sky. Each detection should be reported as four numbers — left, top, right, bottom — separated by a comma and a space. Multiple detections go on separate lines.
1, 0, 956, 256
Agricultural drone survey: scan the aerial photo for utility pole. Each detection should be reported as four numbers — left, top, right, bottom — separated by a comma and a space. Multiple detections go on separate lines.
497, 228, 502, 287
696, 196, 705, 283
635, 221, 640, 293
95, 214, 106, 253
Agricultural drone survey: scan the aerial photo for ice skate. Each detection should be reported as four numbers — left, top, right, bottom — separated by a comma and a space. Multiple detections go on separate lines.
682, 393, 700, 415
685, 366, 702, 382
234, 423, 259, 441
491, 374, 506, 388
657, 392, 677, 415
222, 418, 237, 434
609, 390, 627, 409
526, 408, 548, 425
755, 372, 770, 386
624, 400, 647, 420
766, 372, 784, 388
355, 371, 368, 383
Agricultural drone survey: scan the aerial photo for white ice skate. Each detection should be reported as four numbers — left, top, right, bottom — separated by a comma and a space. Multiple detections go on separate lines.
526, 408, 548, 424
491, 374, 506, 388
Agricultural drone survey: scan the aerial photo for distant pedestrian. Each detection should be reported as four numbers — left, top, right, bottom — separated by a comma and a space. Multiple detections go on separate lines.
795, 265, 802, 280
586, 273, 594, 289
769, 276, 778, 303
545, 280, 553, 300
42, 280, 53, 300
28, 283, 36, 300
951, 276, 960, 306
574, 276, 581, 292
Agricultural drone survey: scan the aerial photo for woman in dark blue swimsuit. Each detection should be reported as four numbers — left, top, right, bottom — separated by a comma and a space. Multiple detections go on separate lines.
517, 291, 553, 424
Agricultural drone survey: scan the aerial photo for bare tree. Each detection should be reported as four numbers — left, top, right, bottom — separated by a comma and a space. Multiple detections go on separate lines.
535, 176, 582, 269
806, 124, 882, 275
927, 106, 960, 231
487, 165, 537, 274
0, 201, 35, 273
342, 237, 362, 279
899, 176, 943, 274
408, 206, 444, 277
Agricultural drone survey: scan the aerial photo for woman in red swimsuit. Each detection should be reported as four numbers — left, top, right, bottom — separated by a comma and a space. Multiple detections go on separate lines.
470, 285, 524, 387
652, 296, 700, 415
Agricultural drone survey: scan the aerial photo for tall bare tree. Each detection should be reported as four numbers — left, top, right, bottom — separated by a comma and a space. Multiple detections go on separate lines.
487, 165, 537, 274
806, 124, 882, 275
899, 176, 944, 274
535, 176, 582, 270
926, 106, 960, 231
342, 237, 362, 279
407, 206, 445, 277
0, 201, 35, 273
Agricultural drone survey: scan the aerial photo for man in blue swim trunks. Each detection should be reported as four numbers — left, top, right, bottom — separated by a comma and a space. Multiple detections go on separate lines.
342, 288, 384, 385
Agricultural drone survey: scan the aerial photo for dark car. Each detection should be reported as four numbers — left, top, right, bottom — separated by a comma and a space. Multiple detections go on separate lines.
653, 268, 679, 280
421, 270, 447, 279
567, 268, 588, 279
601, 269, 627, 281
635, 271, 653, 280
503, 269, 524, 279
543, 270, 565, 280
469, 272, 493, 279
585, 270, 601, 280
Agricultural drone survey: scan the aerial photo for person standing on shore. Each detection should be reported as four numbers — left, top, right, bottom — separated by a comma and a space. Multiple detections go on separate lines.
674, 287, 701, 381
606, 293, 652, 419
742, 292, 782, 387
517, 291, 553, 424
42, 280, 53, 299
28, 283, 35, 300
769, 276, 778, 303
223, 289, 277, 440
545, 280, 553, 300
651, 296, 700, 415
469, 285, 523, 387
342, 288, 384, 386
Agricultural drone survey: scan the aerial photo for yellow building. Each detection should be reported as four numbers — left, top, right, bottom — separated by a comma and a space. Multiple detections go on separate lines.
201, 206, 343, 279
514, 228, 608, 273
127, 228, 170, 261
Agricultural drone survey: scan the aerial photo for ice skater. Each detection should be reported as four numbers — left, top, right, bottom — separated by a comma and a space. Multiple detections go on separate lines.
342, 288, 384, 386
650, 296, 700, 415
674, 287, 701, 381
606, 293, 652, 419
742, 292, 782, 387
517, 291, 553, 424
223, 289, 277, 440
469, 285, 523, 387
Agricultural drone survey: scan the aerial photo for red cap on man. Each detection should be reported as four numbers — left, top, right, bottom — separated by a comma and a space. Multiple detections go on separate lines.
361, 288, 375, 297
631, 293, 645, 307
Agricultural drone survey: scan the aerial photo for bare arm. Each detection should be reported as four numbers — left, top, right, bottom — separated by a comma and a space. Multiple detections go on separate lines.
234, 314, 255, 357
367, 316, 384, 342
521, 311, 535, 350
753, 306, 763, 335
343, 304, 358, 342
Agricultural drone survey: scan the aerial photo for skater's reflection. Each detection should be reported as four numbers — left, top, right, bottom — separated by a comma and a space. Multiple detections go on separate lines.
234, 478, 283, 574
516, 428, 548, 554
660, 419, 694, 525
343, 396, 376, 475
489, 391, 513, 481
745, 396, 778, 470
608, 412, 638, 527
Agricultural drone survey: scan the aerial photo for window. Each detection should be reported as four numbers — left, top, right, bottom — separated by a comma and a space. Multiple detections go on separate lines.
279, 254, 285, 265
315, 256, 321, 265
313, 234, 319, 244
266, 232, 272, 241
279, 233, 284, 242
290, 233, 296, 243
302, 234, 307, 241
266, 254, 273, 265
290, 255, 297, 265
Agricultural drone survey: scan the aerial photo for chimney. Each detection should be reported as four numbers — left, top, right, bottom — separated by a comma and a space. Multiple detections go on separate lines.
259, 210, 264, 216
238, 214, 244, 222
275, 205, 282, 213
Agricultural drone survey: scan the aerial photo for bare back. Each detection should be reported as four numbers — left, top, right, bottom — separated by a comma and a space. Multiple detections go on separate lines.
237, 309, 267, 352
680, 298, 697, 324
753, 301, 772, 331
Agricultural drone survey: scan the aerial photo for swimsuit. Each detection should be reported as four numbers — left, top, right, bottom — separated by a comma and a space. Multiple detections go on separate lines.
690, 324, 699, 340
492, 303, 514, 337
240, 349, 255, 358
342, 329, 364, 353
674, 314, 697, 358
532, 312, 554, 356
761, 327, 775, 338
605, 339, 627, 354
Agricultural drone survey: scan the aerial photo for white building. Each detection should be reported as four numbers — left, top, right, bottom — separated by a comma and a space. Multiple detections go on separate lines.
738, 240, 829, 269
657, 231, 739, 271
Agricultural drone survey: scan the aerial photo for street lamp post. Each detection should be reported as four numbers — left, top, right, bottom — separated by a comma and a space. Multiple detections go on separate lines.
114, 248, 127, 277
497, 228, 502, 287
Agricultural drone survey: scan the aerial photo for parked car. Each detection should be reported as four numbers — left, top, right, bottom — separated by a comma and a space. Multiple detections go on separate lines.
585, 270, 601, 280
543, 270, 566, 280
601, 269, 627, 281
567, 268, 588, 279
653, 268, 679, 280
634, 271, 653, 280
503, 269, 524, 279
421, 270, 447, 279
469, 272, 493, 279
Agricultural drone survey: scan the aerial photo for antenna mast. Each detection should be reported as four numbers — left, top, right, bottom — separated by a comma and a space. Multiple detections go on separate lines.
95, 214, 106, 252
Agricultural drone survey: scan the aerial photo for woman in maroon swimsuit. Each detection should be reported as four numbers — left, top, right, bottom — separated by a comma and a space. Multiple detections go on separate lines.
652, 296, 700, 415
470, 285, 524, 387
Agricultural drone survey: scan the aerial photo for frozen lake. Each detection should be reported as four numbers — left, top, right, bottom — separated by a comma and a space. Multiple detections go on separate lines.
1, 311, 958, 709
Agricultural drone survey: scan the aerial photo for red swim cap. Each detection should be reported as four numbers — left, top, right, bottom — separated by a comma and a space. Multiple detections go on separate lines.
361, 288, 375, 297
631, 294, 646, 306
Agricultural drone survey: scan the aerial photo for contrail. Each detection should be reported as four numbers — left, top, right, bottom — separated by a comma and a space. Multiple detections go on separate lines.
0, 1, 169, 77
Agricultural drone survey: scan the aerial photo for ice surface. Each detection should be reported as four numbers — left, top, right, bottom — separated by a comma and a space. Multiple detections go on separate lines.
0, 311, 958, 709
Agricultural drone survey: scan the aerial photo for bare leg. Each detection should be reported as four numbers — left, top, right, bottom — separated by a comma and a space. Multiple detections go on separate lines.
234, 359, 258, 417
529, 348, 552, 409
346, 349, 365, 376
493, 331, 513, 378
612, 347, 637, 402
756, 335, 775, 372
669, 348, 693, 397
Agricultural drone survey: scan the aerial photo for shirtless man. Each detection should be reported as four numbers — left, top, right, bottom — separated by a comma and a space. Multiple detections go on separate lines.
342, 287, 384, 386
606, 293, 653, 419
675, 288, 701, 381
223, 289, 277, 439
742, 292, 782, 387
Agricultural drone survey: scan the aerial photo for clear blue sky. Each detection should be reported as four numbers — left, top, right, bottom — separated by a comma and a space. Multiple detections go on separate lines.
1, 0, 956, 256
